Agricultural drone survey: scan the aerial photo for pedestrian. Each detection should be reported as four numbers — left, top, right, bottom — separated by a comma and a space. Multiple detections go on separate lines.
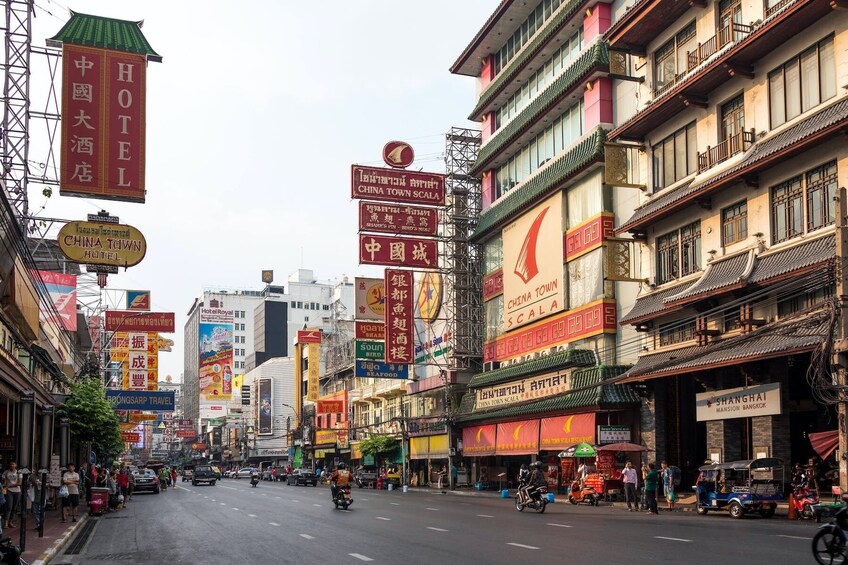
661, 460, 677, 511
118, 469, 129, 508
170, 467, 176, 488
61, 463, 81, 522
127, 469, 135, 501
28, 472, 43, 530
622, 461, 639, 511
450, 463, 458, 490
643, 463, 659, 515
437, 465, 446, 489
2, 461, 21, 529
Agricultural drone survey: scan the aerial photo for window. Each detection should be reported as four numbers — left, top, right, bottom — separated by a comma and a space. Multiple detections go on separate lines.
771, 160, 836, 243
768, 37, 835, 128
567, 249, 611, 309
778, 284, 835, 317
493, 0, 563, 74
658, 320, 696, 346
656, 221, 701, 284
721, 95, 745, 141
654, 22, 696, 92
653, 123, 696, 190
722, 201, 747, 246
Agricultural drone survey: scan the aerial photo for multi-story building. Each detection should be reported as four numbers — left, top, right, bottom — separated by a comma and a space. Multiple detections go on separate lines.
605, 0, 847, 475
450, 0, 641, 485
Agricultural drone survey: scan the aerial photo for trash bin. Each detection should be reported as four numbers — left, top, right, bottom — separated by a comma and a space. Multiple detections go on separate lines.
89, 487, 109, 516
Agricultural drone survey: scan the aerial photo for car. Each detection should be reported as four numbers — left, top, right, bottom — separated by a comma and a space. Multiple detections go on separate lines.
192, 464, 217, 486
236, 467, 258, 479
133, 469, 160, 494
287, 468, 318, 486
182, 466, 194, 482
223, 469, 236, 478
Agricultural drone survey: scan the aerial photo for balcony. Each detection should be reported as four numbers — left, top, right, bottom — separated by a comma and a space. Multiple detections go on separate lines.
375, 379, 406, 398
697, 130, 754, 173
687, 23, 754, 72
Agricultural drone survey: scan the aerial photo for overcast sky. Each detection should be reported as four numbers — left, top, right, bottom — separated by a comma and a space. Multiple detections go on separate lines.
27, 0, 495, 381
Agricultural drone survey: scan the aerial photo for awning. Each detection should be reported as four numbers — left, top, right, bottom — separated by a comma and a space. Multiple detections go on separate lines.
810, 430, 839, 461
496, 419, 539, 456
540, 413, 595, 450
410, 434, 450, 459
462, 424, 496, 457
428, 434, 449, 459
410, 437, 429, 460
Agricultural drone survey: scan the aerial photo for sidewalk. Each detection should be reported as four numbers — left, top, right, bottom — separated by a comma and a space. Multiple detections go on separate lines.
11, 505, 87, 565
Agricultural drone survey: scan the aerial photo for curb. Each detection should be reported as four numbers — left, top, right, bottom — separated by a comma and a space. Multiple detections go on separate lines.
31, 516, 87, 565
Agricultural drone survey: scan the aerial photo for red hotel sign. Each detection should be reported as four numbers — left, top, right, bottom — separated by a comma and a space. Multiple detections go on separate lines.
355, 321, 384, 341
351, 165, 445, 206
60, 44, 147, 203
105, 311, 175, 333
564, 213, 615, 261
483, 269, 503, 301
483, 300, 617, 362
358, 201, 439, 236
359, 235, 438, 268
385, 269, 414, 364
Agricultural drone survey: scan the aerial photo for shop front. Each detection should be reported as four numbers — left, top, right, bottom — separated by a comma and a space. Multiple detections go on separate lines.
409, 433, 450, 487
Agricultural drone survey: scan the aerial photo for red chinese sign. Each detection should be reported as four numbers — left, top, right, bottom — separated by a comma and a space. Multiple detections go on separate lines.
358, 201, 439, 236
495, 420, 540, 455
105, 311, 175, 333
120, 432, 140, 443
176, 429, 196, 439
355, 321, 384, 341
359, 235, 438, 268
462, 425, 496, 457
191, 443, 207, 451
60, 44, 146, 203
384, 269, 414, 364
317, 400, 345, 414
482, 269, 503, 301
540, 414, 596, 450
351, 165, 445, 206
564, 213, 615, 261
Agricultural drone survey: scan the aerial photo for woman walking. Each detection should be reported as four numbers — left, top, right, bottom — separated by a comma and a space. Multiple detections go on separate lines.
3, 461, 21, 529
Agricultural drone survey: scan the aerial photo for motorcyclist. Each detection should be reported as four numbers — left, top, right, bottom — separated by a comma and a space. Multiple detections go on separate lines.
330, 463, 352, 501
517, 464, 531, 502
250, 469, 259, 486
523, 462, 547, 504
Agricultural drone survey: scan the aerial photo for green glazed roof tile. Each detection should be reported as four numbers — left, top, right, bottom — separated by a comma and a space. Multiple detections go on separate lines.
49, 11, 162, 62
468, 348, 595, 389
472, 41, 609, 174
470, 127, 607, 242
469, 0, 589, 120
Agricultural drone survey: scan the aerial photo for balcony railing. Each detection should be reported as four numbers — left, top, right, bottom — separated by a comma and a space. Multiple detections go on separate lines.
766, 0, 793, 18
687, 23, 754, 72
697, 129, 755, 173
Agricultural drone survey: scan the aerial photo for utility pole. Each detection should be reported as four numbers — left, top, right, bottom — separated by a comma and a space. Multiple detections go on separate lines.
836, 186, 848, 491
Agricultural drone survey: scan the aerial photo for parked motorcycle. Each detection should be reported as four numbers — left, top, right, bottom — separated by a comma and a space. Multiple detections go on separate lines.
792, 483, 820, 520
0, 537, 26, 565
813, 504, 848, 564
250, 473, 259, 488
333, 485, 353, 510
568, 480, 600, 506
515, 485, 548, 513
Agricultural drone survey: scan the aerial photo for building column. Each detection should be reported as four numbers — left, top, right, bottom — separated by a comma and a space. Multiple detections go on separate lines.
706, 419, 743, 463
751, 414, 790, 464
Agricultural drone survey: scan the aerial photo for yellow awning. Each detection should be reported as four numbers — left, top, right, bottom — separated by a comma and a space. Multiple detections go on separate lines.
409, 436, 429, 459
428, 434, 449, 458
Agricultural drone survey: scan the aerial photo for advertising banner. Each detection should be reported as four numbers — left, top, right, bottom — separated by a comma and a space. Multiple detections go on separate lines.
385, 269, 414, 363
296, 329, 322, 344
359, 235, 437, 268
128, 413, 157, 423
34, 271, 77, 331
358, 201, 439, 236
540, 413, 596, 450
355, 321, 384, 340
177, 429, 196, 439
496, 420, 540, 455
354, 277, 385, 321
120, 432, 140, 443
315, 429, 337, 446
317, 400, 345, 414
350, 165, 445, 205
198, 307, 234, 401
258, 378, 272, 435
355, 340, 384, 360
501, 192, 564, 331
57, 221, 146, 268
462, 425, 497, 457
106, 390, 175, 411
475, 370, 572, 410
598, 425, 631, 444
696, 383, 781, 422
126, 290, 151, 311
354, 360, 409, 379
105, 311, 175, 333
60, 44, 147, 202
306, 342, 320, 402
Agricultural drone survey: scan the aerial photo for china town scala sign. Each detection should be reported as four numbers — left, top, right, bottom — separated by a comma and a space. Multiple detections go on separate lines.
58, 220, 146, 268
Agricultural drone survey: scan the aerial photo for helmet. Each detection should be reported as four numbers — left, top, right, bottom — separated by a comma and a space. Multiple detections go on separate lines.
338, 463, 347, 470
533, 461, 544, 469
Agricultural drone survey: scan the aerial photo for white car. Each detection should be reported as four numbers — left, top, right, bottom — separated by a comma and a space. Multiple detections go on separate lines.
236, 467, 258, 479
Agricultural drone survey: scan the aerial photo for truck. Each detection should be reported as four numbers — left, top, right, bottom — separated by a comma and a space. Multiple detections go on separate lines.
192, 464, 217, 486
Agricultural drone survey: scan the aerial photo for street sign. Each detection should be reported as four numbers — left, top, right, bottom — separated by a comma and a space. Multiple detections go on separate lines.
106, 390, 175, 411
355, 340, 385, 360
351, 165, 445, 205
354, 359, 410, 379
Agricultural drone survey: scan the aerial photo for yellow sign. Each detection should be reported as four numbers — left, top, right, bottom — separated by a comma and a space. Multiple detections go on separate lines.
129, 413, 157, 423
307, 342, 320, 402
58, 221, 147, 267
120, 423, 137, 431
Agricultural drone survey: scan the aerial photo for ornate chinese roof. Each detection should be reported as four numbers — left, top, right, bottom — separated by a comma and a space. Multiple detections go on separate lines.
467, 348, 595, 389
619, 281, 691, 325
48, 11, 162, 62
665, 250, 754, 307
749, 234, 835, 285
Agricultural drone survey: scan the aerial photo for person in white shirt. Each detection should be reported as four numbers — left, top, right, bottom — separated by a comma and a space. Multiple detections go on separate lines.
621, 461, 639, 511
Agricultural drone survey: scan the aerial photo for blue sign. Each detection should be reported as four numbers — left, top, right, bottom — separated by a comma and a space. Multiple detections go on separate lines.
354, 360, 410, 380
106, 390, 175, 411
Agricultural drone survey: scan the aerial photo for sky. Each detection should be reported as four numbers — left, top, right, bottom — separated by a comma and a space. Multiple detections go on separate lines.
26, 0, 496, 382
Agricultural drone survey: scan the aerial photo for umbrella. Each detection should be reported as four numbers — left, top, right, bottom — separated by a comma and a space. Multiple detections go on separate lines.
597, 442, 648, 452
810, 430, 839, 460
572, 442, 596, 458
557, 446, 576, 458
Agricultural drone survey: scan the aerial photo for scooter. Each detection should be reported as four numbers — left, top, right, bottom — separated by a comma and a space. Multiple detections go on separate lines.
515, 485, 548, 513
813, 504, 848, 564
250, 474, 259, 488
0, 537, 26, 565
792, 483, 820, 520
333, 485, 353, 510
568, 480, 600, 506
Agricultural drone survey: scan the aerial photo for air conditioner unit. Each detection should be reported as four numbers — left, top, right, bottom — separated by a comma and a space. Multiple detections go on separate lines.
539, 349, 551, 357
555, 345, 568, 353
483, 361, 497, 372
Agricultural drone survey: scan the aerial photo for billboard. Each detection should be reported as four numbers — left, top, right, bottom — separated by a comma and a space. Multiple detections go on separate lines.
258, 378, 272, 435
60, 44, 147, 202
501, 192, 564, 331
106, 390, 175, 411
355, 277, 385, 321
57, 221, 146, 268
696, 383, 781, 421
105, 311, 174, 333
306, 342, 320, 402
358, 202, 439, 236
354, 360, 410, 379
198, 307, 234, 401
296, 329, 322, 344
359, 234, 438, 268
126, 290, 151, 311
350, 165, 445, 205
35, 271, 77, 331
385, 269, 414, 364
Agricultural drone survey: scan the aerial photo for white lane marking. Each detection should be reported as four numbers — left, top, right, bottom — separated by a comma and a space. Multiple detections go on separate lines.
426, 507, 439, 511
269, 522, 280, 527
547, 523, 573, 528
477, 514, 494, 518
313, 504, 322, 507
361, 498, 370, 501
376, 516, 391, 521
349, 554, 373, 562
390, 502, 400, 506
300, 534, 315, 540
655, 536, 692, 543
427, 527, 448, 532
776, 535, 809, 540
218, 485, 238, 490
275, 496, 281, 499
219, 503, 225, 506
247, 514, 257, 518
507, 543, 540, 550
292, 500, 300, 503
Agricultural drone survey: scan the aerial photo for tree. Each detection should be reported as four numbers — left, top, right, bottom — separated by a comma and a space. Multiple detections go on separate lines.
61, 377, 124, 462
359, 434, 398, 466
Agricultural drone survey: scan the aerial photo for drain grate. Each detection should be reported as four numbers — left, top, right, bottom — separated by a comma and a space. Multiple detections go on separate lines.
63, 518, 97, 555
103, 515, 129, 520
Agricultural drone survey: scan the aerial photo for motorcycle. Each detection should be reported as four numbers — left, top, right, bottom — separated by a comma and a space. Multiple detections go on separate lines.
0, 537, 26, 565
250, 474, 259, 488
333, 485, 353, 510
568, 480, 600, 506
792, 483, 819, 520
813, 504, 848, 564
515, 485, 548, 513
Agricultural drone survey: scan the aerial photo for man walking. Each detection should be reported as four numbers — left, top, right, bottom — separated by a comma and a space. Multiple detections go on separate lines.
622, 461, 639, 511
3, 461, 21, 529
643, 463, 659, 515
28, 472, 43, 530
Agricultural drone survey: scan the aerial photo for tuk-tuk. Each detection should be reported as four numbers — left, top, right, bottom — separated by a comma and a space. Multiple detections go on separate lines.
696, 458, 784, 518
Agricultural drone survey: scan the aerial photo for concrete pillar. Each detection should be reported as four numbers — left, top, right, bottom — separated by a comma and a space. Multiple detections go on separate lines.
482, 171, 495, 210
584, 77, 613, 129
706, 419, 743, 462
583, 3, 611, 42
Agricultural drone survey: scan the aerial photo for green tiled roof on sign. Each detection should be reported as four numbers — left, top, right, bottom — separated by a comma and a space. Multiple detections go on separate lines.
468, 348, 594, 389
48, 11, 162, 62
471, 127, 607, 243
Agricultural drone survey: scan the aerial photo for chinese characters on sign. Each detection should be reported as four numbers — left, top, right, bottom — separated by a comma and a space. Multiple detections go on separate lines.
359, 235, 437, 268
307, 342, 320, 401
358, 202, 439, 236
354, 360, 410, 380
354, 277, 385, 320
384, 269, 414, 364
60, 44, 147, 202
317, 400, 345, 414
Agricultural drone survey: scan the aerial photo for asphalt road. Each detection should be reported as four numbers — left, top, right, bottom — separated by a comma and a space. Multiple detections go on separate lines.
55, 478, 820, 565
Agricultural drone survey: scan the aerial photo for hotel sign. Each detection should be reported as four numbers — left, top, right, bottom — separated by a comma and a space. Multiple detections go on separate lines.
58, 221, 146, 267
358, 201, 439, 236
351, 165, 445, 206
475, 370, 572, 410
696, 383, 781, 422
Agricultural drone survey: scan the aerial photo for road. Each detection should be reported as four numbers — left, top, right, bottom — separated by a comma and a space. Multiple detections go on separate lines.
54, 478, 819, 565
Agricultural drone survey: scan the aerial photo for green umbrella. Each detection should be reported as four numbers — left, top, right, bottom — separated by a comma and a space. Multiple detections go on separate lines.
572, 442, 596, 458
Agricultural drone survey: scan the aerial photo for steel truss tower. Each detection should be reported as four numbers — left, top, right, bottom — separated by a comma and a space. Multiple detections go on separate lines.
2, 0, 32, 220
443, 127, 482, 378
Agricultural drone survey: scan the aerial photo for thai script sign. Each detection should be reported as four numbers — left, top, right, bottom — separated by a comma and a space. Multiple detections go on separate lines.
105, 311, 174, 333
475, 370, 572, 410
696, 383, 781, 422
58, 221, 146, 267
317, 400, 344, 414
359, 235, 437, 268
355, 321, 384, 340
355, 339, 385, 361
199, 307, 234, 401
358, 201, 439, 236
354, 360, 410, 380
351, 165, 445, 206
385, 269, 414, 364
598, 425, 631, 444
106, 390, 175, 411
297, 329, 322, 344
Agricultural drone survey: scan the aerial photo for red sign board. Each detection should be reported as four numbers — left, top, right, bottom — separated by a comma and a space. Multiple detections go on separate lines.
177, 419, 193, 427
564, 213, 615, 261
60, 44, 147, 203
355, 321, 385, 341
483, 269, 504, 301
358, 201, 439, 237
191, 443, 207, 451
120, 432, 140, 443
382, 141, 414, 168
176, 429, 196, 439
540, 414, 596, 450
359, 235, 438, 268
105, 311, 175, 333
462, 425, 496, 457
385, 269, 414, 364
496, 419, 540, 455
317, 400, 345, 414
297, 329, 322, 344
351, 165, 445, 206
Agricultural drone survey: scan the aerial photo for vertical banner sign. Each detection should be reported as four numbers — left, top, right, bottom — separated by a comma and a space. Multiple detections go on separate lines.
60, 44, 147, 202
198, 307, 234, 401
385, 269, 414, 364
307, 342, 320, 402
124, 332, 148, 390
34, 271, 77, 331
258, 378, 272, 435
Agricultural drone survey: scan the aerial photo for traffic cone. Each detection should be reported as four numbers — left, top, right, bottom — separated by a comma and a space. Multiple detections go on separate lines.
787, 493, 797, 519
